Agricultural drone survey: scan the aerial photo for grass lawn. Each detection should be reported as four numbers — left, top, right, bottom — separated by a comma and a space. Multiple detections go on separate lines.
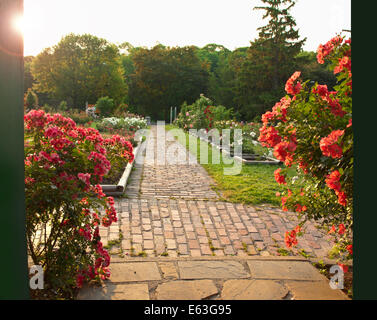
166, 124, 298, 206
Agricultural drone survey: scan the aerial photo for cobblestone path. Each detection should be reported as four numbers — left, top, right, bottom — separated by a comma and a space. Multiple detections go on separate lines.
100, 124, 335, 260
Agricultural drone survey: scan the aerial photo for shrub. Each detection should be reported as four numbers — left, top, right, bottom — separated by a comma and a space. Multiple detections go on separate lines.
95, 96, 116, 117
58, 100, 69, 112
258, 35, 352, 261
24, 89, 39, 110
175, 95, 268, 155
41, 104, 54, 113
24, 110, 133, 298
175, 94, 216, 130
61, 109, 92, 126
123, 117, 148, 131
212, 105, 234, 122
113, 103, 128, 118
96, 116, 147, 133
211, 120, 266, 155
175, 95, 235, 132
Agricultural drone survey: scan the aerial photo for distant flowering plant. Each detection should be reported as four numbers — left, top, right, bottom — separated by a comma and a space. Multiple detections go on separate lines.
24, 110, 133, 297
174, 95, 215, 131
97, 116, 147, 133
259, 35, 352, 261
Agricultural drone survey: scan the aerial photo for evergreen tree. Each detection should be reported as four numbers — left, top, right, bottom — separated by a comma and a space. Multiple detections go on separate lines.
236, 0, 306, 119
24, 88, 38, 110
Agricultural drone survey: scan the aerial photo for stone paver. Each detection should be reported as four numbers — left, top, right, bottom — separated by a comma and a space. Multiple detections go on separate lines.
78, 283, 150, 300
221, 280, 288, 300
284, 280, 349, 300
178, 260, 249, 279
155, 280, 218, 300
109, 262, 161, 282
77, 258, 348, 300
159, 262, 178, 279
247, 260, 325, 281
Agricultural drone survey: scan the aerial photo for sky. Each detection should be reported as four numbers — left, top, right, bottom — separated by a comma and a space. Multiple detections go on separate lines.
21, 0, 351, 56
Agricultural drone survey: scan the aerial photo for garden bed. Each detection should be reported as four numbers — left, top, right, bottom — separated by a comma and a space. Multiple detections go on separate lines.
100, 137, 142, 196
189, 131, 281, 165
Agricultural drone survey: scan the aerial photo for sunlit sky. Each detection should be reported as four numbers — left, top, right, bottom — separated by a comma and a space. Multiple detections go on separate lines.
22, 0, 351, 57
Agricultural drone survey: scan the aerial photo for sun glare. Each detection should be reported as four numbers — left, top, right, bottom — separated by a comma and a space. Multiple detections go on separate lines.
13, 15, 24, 35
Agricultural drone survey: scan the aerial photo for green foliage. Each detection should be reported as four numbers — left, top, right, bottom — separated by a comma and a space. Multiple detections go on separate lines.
296, 51, 337, 89
58, 100, 69, 111
24, 56, 35, 93
175, 95, 235, 130
24, 88, 38, 109
61, 109, 92, 125
174, 95, 271, 156
114, 103, 128, 118
174, 94, 213, 130
212, 105, 234, 122
234, 0, 305, 118
127, 45, 209, 120
277, 248, 291, 256
96, 96, 115, 117
41, 104, 54, 113
31, 33, 127, 109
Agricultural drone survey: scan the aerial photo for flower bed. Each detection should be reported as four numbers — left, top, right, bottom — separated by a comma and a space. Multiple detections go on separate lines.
24, 110, 134, 298
100, 137, 142, 196
175, 95, 277, 164
100, 134, 135, 185
96, 116, 147, 133
188, 129, 280, 165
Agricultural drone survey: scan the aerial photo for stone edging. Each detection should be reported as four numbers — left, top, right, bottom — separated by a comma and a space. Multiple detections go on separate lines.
188, 131, 281, 165
101, 138, 142, 197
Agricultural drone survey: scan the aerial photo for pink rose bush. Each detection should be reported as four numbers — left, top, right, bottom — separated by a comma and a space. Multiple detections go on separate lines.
24, 110, 133, 297
259, 35, 352, 261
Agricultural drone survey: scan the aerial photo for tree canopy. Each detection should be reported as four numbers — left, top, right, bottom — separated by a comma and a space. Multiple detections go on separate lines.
31, 33, 127, 109
127, 45, 209, 120
25, 7, 338, 122
234, 0, 306, 118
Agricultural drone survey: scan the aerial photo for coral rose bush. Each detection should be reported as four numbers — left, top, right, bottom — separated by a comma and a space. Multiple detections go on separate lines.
259, 35, 352, 261
24, 110, 133, 297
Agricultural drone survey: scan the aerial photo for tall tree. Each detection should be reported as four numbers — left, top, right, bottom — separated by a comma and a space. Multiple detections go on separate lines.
31, 33, 127, 109
295, 51, 337, 90
236, 0, 305, 119
128, 45, 209, 120
196, 44, 234, 107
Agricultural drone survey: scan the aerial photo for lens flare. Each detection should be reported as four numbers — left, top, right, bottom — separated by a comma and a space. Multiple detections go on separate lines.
13, 15, 24, 35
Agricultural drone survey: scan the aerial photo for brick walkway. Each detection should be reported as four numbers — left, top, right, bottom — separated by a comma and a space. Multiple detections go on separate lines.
99, 124, 335, 260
